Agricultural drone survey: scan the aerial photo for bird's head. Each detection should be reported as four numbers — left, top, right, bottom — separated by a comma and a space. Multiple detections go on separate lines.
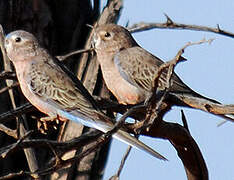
4, 30, 39, 62
92, 24, 138, 54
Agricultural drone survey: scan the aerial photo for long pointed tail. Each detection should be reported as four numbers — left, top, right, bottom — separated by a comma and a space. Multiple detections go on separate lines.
170, 93, 234, 122
57, 109, 166, 160
113, 128, 167, 160
87, 117, 167, 160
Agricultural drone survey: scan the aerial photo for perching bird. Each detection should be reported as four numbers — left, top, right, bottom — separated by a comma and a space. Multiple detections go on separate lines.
93, 24, 234, 121
4, 30, 166, 160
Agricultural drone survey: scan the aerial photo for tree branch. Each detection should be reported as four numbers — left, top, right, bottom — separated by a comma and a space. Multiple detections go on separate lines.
0, 71, 16, 81
128, 14, 234, 39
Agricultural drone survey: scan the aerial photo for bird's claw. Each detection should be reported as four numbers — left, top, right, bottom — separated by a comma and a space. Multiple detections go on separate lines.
37, 115, 60, 134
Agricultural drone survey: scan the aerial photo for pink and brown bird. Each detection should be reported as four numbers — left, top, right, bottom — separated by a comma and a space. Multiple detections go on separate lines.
92, 24, 234, 121
4, 30, 166, 160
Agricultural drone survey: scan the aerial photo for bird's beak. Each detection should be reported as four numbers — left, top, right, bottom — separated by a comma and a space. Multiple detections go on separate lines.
4, 37, 11, 54
91, 32, 100, 49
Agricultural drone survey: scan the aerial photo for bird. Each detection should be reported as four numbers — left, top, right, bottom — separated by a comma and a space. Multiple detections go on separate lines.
92, 23, 234, 121
4, 30, 166, 160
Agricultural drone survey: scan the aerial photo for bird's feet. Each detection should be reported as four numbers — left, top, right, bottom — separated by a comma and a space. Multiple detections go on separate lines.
37, 115, 64, 134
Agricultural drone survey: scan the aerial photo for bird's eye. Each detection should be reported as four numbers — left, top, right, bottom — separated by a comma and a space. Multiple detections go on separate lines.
15, 37, 21, 43
104, 32, 111, 38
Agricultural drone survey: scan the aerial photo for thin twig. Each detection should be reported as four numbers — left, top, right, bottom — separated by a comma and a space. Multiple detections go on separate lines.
104, 105, 146, 138
0, 103, 35, 123
0, 130, 102, 159
116, 146, 132, 177
0, 82, 19, 94
0, 71, 16, 81
56, 48, 94, 61
128, 14, 234, 39
1, 130, 33, 159
0, 170, 32, 180
181, 110, 190, 133
142, 38, 213, 132
0, 124, 18, 139
28, 131, 110, 177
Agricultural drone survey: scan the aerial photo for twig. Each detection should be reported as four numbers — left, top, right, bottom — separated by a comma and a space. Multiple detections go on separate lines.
155, 38, 214, 92
1, 130, 33, 159
104, 105, 146, 138
56, 48, 94, 61
0, 130, 102, 159
181, 110, 189, 133
128, 14, 234, 39
116, 146, 132, 177
0, 103, 35, 123
0, 171, 31, 180
22, 131, 110, 177
141, 38, 213, 133
0, 82, 19, 94
217, 120, 227, 127
0, 71, 16, 81
154, 38, 213, 90
0, 124, 18, 139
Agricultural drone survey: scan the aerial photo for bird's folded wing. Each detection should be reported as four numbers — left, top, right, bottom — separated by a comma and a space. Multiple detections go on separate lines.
114, 46, 193, 93
28, 55, 97, 113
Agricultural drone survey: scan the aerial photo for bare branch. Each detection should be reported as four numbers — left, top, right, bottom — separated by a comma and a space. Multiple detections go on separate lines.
115, 146, 132, 178
0, 82, 19, 94
128, 16, 234, 39
0, 170, 31, 180
56, 48, 94, 61
0, 71, 16, 81
0, 103, 35, 123
0, 124, 18, 139
181, 110, 189, 133
1, 130, 33, 159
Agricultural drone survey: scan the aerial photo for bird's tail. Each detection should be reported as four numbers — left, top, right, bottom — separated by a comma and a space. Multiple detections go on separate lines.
57, 109, 166, 160
109, 127, 167, 160
169, 92, 234, 122
95, 122, 167, 160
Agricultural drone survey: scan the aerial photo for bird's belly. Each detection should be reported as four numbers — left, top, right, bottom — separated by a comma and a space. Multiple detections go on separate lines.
101, 67, 145, 105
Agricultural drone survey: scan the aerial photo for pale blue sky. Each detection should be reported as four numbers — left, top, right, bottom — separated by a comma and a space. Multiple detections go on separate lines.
103, 0, 234, 179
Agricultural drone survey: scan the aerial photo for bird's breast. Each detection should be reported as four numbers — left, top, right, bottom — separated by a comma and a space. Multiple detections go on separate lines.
14, 61, 56, 116
99, 59, 145, 105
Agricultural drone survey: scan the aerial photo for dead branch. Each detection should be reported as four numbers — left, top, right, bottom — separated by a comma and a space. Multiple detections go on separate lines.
125, 119, 208, 180
0, 82, 19, 94
1, 130, 33, 159
0, 170, 32, 180
0, 130, 102, 159
0, 103, 35, 123
181, 110, 190, 133
0, 124, 18, 139
0, 71, 16, 81
56, 48, 94, 61
111, 145, 133, 180
128, 14, 234, 39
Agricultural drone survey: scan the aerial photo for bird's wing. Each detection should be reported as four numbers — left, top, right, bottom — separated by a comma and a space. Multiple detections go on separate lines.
114, 46, 192, 93
28, 56, 94, 112
28, 52, 166, 160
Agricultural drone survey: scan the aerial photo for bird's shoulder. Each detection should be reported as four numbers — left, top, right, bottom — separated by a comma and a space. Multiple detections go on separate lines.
115, 46, 164, 69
